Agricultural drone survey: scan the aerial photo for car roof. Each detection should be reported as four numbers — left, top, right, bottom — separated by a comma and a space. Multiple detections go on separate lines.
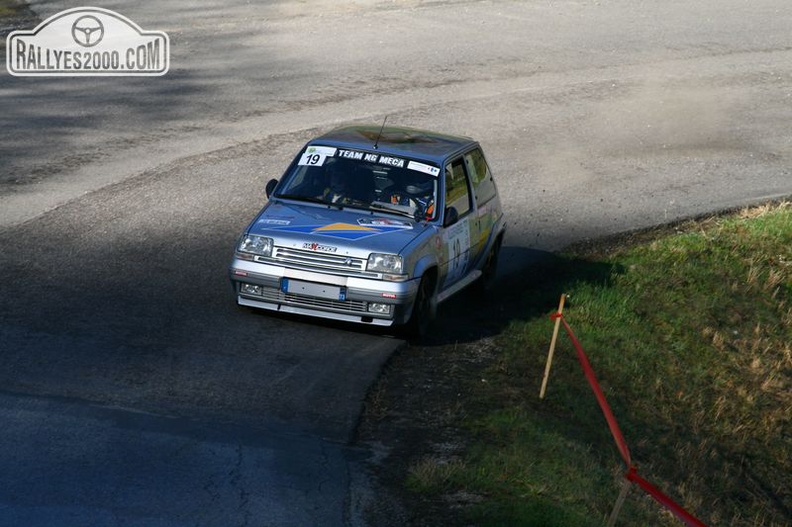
308, 125, 477, 164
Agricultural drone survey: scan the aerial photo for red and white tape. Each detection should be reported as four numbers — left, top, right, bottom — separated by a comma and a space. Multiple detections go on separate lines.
551, 312, 707, 527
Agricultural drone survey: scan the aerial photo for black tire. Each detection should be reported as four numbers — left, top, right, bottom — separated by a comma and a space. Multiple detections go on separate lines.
405, 273, 437, 340
475, 238, 501, 296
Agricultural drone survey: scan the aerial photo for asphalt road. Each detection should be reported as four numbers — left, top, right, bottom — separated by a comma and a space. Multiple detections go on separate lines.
1, 0, 790, 525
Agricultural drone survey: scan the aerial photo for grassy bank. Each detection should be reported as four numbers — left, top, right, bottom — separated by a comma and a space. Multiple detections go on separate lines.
407, 202, 791, 526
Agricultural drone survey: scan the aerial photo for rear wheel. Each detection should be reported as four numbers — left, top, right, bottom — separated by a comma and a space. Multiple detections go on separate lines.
406, 273, 437, 339
475, 238, 501, 296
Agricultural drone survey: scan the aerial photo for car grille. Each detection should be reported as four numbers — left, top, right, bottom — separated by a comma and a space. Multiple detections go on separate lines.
258, 287, 369, 314
273, 247, 367, 274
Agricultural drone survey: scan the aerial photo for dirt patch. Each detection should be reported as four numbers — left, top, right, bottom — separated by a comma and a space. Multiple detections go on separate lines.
351, 239, 604, 525
352, 263, 545, 526
355, 336, 499, 526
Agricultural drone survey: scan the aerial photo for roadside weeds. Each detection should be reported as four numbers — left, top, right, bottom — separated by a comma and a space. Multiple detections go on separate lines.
356, 201, 791, 526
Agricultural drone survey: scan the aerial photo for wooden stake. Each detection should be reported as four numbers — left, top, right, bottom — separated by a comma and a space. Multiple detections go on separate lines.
539, 294, 567, 399
607, 477, 632, 527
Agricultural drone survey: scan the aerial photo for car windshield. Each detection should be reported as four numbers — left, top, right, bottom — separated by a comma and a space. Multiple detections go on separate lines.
275, 145, 440, 221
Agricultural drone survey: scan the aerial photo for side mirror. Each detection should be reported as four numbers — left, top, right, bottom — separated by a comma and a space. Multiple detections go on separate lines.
443, 206, 459, 227
265, 179, 278, 198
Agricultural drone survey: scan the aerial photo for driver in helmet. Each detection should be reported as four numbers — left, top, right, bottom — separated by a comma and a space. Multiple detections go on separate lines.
317, 162, 349, 204
388, 174, 435, 220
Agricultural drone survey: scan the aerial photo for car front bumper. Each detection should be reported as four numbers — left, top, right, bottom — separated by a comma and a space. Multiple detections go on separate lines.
229, 258, 420, 326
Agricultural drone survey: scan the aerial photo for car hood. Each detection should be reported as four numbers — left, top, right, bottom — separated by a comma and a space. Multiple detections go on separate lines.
247, 201, 429, 257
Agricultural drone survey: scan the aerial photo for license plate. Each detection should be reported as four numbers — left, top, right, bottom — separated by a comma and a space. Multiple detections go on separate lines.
281, 279, 346, 301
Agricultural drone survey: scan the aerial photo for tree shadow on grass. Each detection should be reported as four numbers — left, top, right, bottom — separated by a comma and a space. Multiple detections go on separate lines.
420, 244, 624, 347
354, 244, 628, 526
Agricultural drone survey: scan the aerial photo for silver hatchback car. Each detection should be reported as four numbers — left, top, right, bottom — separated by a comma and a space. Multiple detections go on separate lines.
229, 125, 506, 336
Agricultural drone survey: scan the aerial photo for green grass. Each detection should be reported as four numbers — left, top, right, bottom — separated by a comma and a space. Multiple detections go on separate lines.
408, 202, 791, 526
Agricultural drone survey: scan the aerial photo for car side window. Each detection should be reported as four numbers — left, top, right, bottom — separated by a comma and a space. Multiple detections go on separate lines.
444, 158, 472, 217
463, 148, 497, 205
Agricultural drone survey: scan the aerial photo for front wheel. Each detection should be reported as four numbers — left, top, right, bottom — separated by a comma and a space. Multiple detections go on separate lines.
405, 274, 437, 340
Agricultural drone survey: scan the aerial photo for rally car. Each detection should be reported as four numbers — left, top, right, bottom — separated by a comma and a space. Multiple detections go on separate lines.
229, 124, 506, 336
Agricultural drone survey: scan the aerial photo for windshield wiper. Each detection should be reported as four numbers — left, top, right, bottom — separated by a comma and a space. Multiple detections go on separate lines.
275, 194, 343, 209
367, 201, 415, 220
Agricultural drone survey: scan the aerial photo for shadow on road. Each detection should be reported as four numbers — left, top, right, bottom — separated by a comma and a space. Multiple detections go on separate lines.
0, 150, 397, 443
247, 243, 624, 347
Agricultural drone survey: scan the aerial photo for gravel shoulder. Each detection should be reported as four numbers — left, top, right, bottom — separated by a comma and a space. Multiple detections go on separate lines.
353, 262, 540, 525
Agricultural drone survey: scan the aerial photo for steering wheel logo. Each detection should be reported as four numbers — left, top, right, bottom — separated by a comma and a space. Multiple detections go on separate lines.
71, 15, 104, 47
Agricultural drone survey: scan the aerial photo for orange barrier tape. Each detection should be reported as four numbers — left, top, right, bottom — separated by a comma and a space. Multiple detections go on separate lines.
626, 467, 708, 527
551, 313, 708, 527
551, 313, 631, 466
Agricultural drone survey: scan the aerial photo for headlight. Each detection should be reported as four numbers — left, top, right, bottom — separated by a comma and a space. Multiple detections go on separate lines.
367, 253, 403, 274
237, 235, 273, 257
